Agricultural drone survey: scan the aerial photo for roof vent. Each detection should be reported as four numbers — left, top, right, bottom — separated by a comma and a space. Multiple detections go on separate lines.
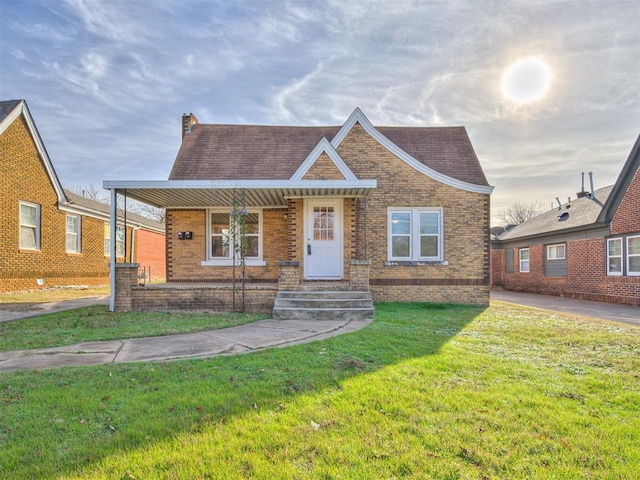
558, 212, 569, 221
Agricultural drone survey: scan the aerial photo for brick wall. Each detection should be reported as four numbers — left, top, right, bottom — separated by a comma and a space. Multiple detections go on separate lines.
166, 208, 287, 282
135, 228, 166, 282
0, 114, 111, 292
611, 165, 640, 235
500, 238, 640, 306
490, 247, 504, 287
302, 152, 345, 180
337, 124, 490, 306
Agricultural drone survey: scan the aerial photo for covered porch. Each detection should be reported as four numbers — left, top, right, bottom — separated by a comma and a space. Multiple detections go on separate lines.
104, 179, 376, 315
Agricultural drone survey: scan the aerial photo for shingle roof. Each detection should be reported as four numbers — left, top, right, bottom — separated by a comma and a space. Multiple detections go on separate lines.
64, 190, 164, 231
169, 121, 489, 187
498, 185, 613, 241
0, 99, 21, 123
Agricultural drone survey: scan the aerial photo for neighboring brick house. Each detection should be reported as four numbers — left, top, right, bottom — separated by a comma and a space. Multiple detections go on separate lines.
491, 134, 640, 306
105, 108, 493, 312
0, 99, 165, 293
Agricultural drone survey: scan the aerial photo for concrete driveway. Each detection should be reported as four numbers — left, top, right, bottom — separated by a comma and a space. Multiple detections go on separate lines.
491, 289, 639, 327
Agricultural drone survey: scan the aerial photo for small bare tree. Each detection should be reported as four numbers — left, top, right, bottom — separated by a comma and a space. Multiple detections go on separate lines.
495, 201, 545, 226
64, 184, 107, 202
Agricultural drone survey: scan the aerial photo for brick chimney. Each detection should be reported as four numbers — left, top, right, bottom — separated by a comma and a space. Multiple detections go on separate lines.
181, 112, 199, 139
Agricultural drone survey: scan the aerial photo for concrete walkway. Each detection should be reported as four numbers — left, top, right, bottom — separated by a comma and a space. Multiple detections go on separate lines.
491, 289, 639, 327
0, 317, 371, 372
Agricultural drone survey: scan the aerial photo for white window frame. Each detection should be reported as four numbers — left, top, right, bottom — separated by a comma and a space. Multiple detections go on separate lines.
387, 207, 443, 262
547, 243, 566, 260
19, 201, 40, 250
519, 248, 530, 273
202, 208, 266, 267
104, 224, 125, 257
627, 235, 640, 277
115, 225, 125, 258
66, 215, 81, 253
607, 237, 623, 276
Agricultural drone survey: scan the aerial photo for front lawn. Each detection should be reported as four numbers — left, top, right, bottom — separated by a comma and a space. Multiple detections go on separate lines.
1, 302, 638, 479
0, 306, 267, 351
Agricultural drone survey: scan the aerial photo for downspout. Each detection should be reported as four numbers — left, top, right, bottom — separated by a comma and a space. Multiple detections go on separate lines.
109, 189, 117, 311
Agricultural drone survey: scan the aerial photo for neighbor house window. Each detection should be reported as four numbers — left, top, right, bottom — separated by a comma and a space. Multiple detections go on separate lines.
66, 215, 81, 253
607, 238, 623, 276
19, 201, 40, 250
627, 235, 640, 276
547, 244, 565, 260
519, 248, 530, 273
104, 223, 125, 257
388, 208, 443, 261
205, 209, 263, 266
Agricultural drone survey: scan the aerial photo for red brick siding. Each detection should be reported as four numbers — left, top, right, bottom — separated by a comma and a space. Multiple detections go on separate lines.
501, 238, 640, 306
611, 165, 640, 235
135, 229, 166, 282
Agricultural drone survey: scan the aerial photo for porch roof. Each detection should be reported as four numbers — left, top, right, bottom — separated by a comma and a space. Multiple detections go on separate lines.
102, 179, 377, 208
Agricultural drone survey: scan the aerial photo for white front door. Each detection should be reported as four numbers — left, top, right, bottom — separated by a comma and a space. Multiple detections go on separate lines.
305, 199, 343, 279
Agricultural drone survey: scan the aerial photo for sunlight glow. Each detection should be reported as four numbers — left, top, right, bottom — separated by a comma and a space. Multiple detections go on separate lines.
502, 58, 551, 103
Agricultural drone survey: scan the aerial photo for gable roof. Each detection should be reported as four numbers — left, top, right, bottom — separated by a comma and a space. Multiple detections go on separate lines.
170, 108, 492, 194
63, 190, 164, 232
0, 99, 67, 203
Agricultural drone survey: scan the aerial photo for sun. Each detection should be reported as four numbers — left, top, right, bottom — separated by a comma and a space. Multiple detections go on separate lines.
502, 57, 551, 103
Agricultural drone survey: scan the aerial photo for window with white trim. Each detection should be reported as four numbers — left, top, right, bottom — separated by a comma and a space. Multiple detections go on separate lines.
388, 208, 443, 261
19, 201, 40, 250
607, 238, 623, 276
205, 209, 264, 266
627, 235, 640, 276
104, 224, 125, 257
66, 215, 81, 253
519, 248, 530, 273
547, 244, 565, 260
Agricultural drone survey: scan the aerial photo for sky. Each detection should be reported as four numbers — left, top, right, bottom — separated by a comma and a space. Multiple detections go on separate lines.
1, 0, 639, 224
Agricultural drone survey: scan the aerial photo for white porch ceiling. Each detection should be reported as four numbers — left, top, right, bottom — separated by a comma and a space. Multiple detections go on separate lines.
103, 180, 377, 208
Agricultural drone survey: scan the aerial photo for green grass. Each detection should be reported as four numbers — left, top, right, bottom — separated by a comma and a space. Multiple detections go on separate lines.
0, 306, 267, 351
1, 302, 639, 479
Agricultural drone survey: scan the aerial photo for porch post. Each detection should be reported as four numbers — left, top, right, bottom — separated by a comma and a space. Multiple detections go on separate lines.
109, 188, 117, 311
278, 261, 300, 290
349, 260, 371, 291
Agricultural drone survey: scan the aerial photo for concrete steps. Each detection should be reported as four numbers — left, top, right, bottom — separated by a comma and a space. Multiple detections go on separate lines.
273, 290, 375, 321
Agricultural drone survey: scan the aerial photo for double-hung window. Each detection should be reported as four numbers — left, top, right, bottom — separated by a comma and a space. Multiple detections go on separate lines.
388, 208, 443, 261
627, 235, 640, 276
205, 209, 264, 266
607, 238, 623, 276
104, 223, 125, 257
519, 248, 530, 273
66, 215, 81, 253
19, 201, 40, 250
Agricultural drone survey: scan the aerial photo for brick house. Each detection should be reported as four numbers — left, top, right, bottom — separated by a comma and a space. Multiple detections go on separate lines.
105, 108, 493, 313
491, 134, 640, 306
0, 99, 165, 293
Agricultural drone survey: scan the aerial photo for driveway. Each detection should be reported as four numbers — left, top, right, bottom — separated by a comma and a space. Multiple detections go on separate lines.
491, 289, 639, 327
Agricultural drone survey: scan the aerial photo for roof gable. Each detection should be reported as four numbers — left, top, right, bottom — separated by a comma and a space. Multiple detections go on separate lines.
290, 137, 357, 181
331, 108, 492, 194
0, 99, 67, 204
